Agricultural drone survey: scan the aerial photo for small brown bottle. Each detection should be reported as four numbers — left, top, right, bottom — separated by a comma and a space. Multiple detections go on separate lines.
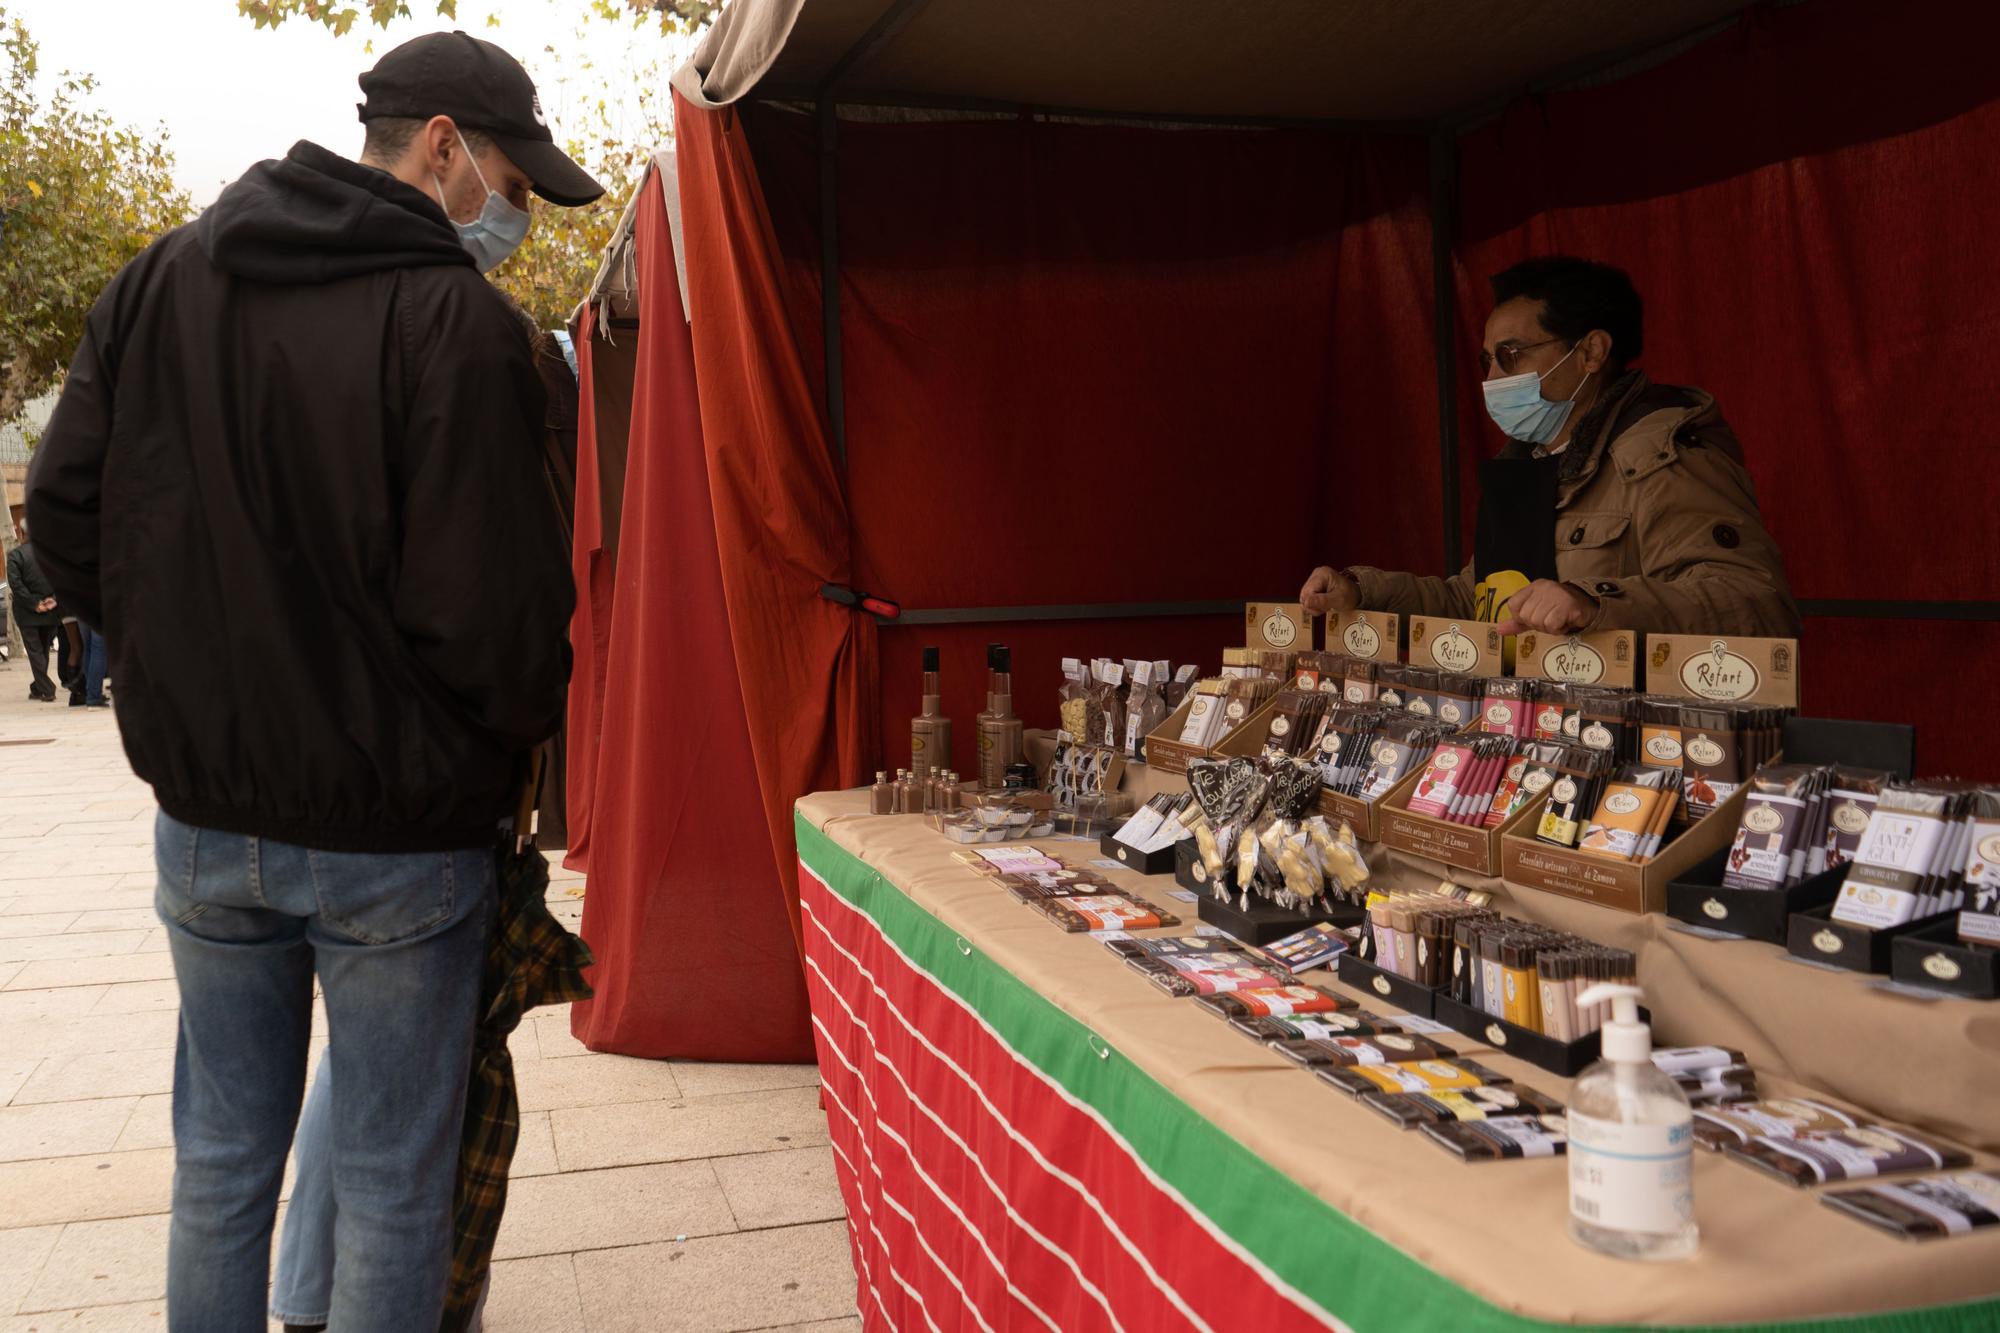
892, 768, 912, 813
979, 646, 1025, 788
911, 646, 953, 780
870, 770, 893, 814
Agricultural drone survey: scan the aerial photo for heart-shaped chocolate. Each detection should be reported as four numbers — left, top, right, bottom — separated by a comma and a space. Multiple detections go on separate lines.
1188, 756, 1262, 825
1266, 758, 1322, 821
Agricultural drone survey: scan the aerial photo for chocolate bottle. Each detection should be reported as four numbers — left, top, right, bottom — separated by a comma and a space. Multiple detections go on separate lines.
870, 770, 893, 814
979, 646, 1025, 788
911, 646, 953, 780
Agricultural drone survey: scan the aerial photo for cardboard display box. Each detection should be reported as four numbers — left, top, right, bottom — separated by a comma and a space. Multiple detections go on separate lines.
1500, 779, 1753, 915
1245, 602, 1309, 653
1514, 630, 1639, 688
1378, 771, 1547, 878
1142, 694, 1210, 774
1327, 609, 1403, 663
1407, 617, 1504, 677
1645, 634, 1799, 707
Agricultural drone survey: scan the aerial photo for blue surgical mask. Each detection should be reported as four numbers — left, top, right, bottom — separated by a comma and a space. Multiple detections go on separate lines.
433, 132, 530, 273
1482, 343, 1590, 445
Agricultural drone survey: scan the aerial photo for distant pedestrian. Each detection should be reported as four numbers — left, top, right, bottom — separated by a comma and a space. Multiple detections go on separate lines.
6, 521, 62, 702
25, 30, 597, 1333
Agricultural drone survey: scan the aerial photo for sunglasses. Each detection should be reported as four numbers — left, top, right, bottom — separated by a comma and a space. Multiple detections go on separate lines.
1478, 337, 1568, 377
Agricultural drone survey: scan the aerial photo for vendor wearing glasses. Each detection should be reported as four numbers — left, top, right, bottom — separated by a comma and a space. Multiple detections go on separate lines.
1302, 256, 1799, 640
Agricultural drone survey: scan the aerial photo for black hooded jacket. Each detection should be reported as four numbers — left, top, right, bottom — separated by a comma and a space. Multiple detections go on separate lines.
27, 142, 574, 852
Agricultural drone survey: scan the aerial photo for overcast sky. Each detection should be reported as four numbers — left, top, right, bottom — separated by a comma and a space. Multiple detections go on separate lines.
15, 0, 694, 204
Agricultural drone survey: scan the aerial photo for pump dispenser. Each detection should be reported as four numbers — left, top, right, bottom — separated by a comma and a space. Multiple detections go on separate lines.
979, 646, 1025, 788
911, 646, 953, 780
1566, 983, 1697, 1261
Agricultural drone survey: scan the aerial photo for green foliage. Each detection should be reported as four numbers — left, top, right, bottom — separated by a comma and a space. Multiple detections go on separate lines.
0, 7, 193, 425
238, 0, 717, 37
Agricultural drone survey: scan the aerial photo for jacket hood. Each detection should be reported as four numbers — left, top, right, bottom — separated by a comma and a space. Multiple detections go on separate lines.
197, 140, 474, 283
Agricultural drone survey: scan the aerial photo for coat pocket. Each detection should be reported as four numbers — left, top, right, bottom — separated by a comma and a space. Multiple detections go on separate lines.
307, 847, 479, 946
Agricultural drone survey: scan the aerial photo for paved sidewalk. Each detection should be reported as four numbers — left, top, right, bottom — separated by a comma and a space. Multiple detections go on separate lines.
0, 668, 855, 1332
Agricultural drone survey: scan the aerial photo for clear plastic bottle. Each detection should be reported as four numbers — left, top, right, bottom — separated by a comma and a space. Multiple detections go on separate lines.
1566, 983, 1698, 1261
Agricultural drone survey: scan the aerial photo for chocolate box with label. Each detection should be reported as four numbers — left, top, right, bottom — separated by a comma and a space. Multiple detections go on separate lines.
1245, 602, 1310, 654
1378, 763, 1547, 878
1326, 609, 1404, 664
1501, 779, 1752, 915
1407, 617, 1504, 678
1645, 634, 1800, 708
1514, 630, 1639, 689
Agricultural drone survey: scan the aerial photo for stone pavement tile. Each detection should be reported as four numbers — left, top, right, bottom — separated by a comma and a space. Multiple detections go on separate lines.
86, 984, 176, 1016
4, 957, 175, 992
0, 966, 20, 992
551, 1086, 828, 1173
526, 1012, 588, 1059
0, 935, 148, 967
749, 1320, 862, 1333
126, 934, 167, 957
13, 1050, 174, 1105
492, 1160, 734, 1261
0, 1101, 139, 1165
573, 1221, 858, 1333
0, 918, 79, 941
513, 1053, 681, 1114
0, 989, 106, 1025
7, 1013, 178, 1061
61, 913, 156, 937
0, 891, 154, 919
17, 1214, 168, 1312
509, 1112, 558, 1178
480, 1253, 582, 1333
0, 1224, 63, 1319
0, 1060, 41, 1108
0, 1150, 174, 1229
710, 1148, 845, 1231
1, 1297, 170, 1330
669, 1062, 822, 1101
109, 1099, 168, 1155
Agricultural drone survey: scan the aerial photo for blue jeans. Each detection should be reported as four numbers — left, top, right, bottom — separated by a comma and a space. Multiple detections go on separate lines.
79, 623, 107, 704
271, 1055, 488, 1330
155, 812, 492, 1332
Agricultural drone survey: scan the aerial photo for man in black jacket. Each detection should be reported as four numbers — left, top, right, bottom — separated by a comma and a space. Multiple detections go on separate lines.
27, 32, 598, 1333
6, 520, 63, 701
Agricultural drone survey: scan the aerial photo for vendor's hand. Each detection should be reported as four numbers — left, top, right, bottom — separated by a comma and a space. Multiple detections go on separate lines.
1300, 565, 1360, 616
1494, 580, 1598, 637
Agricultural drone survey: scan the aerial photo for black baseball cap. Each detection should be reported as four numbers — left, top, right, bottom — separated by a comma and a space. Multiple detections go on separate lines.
358, 31, 604, 206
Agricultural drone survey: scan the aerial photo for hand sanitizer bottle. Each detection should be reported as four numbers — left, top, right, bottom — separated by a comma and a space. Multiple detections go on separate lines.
1566, 983, 1698, 1260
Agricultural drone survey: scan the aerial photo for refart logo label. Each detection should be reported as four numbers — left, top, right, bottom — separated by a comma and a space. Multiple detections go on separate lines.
1744, 805, 1784, 834
1645, 734, 1684, 763
1342, 620, 1381, 657
1262, 611, 1298, 648
1685, 736, 1724, 767
1604, 792, 1642, 816
1681, 640, 1761, 700
1546, 637, 1606, 684
1430, 624, 1479, 673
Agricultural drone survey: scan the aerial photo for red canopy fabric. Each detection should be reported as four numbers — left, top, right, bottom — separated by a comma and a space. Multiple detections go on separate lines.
567, 168, 816, 1061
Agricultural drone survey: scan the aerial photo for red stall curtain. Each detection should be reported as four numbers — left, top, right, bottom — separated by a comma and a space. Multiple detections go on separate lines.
561, 303, 610, 873
735, 105, 1436, 763
1453, 0, 2000, 776
673, 91, 881, 933
567, 167, 816, 1061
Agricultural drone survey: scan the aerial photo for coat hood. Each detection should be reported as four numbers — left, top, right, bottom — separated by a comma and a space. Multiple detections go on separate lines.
197, 140, 474, 284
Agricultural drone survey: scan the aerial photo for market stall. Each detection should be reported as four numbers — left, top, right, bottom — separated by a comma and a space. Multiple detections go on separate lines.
566, 0, 2000, 1064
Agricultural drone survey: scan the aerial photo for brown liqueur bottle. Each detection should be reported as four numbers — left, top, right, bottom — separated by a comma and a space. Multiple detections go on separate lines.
979, 646, 1025, 789
911, 646, 953, 780
870, 770, 893, 814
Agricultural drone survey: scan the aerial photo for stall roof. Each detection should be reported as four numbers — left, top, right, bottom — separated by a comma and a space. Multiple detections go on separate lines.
679, 0, 1764, 124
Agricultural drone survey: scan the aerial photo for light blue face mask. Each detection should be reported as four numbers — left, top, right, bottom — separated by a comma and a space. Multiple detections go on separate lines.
1482, 343, 1590, 445
433, 131, 530, 274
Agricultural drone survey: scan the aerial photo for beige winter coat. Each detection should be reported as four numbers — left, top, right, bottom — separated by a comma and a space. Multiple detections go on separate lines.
1351, 373, 1801, 638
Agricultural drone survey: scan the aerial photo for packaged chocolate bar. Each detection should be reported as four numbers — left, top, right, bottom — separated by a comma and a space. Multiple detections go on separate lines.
1272, 1032, 1455, 1069
1652, 1046, 1747, 1075
1036, 893, 1180, 933
1961, 788, 2000, 948
1127, 952, 1291, 997
1232, 1011, 1402, 1043
1100, 934, 1257, 961
1692, 1096, 1860, 1150
1824, 768, 1888, 870
1317, 1057, 1512, 1098
1479, 677, 1539, 740
1822, 1171, 2000, 1240
1679, 705, 1747, 819
1672, 1062, 1759, 1106
1361, 1083, 1565, 1130
1533, 744, 1618, 850
1260, 921, 1353, 972
1835, 782, 1981, 930
1195, 985, 1351, 1021
1423, 1114, 1569, 1161
1724, 1125, 1971, 1187
1723, 764, 1836, 890
1578, 763, 1681, 863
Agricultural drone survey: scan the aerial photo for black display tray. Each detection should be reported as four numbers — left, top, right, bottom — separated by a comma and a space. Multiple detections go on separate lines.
1335, 954, 1440, 1018
1786, 904, 1956, 974
1666, 851, 1848, 944
1432, 994, 1604, 1076
1174, 838, 1217, 896
1099, 830, 1176, 876
1889, 919, 2000, 999
1195, 892, 1365, 946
